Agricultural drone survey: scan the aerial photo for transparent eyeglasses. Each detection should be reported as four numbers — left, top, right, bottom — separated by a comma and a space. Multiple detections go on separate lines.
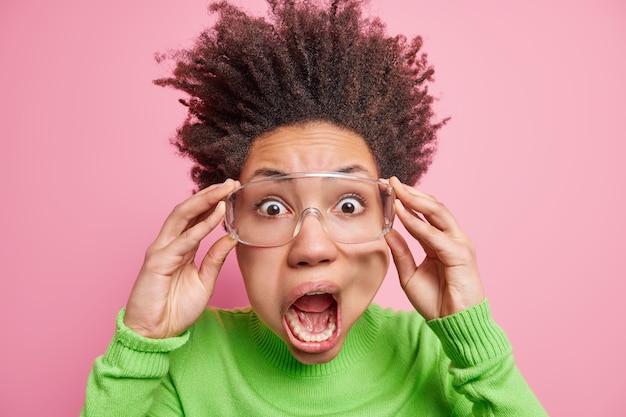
224, 172, 396, 247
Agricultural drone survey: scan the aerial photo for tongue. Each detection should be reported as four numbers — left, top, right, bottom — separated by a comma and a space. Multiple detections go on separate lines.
293, 293, 334, 313
287, 293, 337, 339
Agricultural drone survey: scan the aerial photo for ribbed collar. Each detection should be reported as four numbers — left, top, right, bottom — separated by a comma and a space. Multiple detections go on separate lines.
249, 304, 382, 377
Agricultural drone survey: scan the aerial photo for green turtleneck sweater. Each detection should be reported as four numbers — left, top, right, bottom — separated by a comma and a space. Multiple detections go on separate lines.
81, 301, 547, 416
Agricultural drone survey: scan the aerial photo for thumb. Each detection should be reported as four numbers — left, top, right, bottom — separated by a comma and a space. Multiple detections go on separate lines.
385, 229, 418, 288
198, 234, 238, 293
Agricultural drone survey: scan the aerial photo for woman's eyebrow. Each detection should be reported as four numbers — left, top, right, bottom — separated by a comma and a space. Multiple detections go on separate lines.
336, 165, 371, 175
246, 168, 287, 181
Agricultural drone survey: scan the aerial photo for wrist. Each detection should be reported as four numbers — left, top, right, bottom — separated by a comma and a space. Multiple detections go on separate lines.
427, 300, 511, 368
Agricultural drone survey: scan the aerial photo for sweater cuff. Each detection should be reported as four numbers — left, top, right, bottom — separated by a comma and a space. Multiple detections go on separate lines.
426, 300, 511, 368
103, 309, 190, 378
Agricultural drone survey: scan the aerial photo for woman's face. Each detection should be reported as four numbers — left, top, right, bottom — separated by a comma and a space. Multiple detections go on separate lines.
236, 121, 390, 364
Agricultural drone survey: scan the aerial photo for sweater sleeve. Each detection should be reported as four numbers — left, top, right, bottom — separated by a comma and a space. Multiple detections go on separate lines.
427, 300, 548, 417
80, 309, 188, 417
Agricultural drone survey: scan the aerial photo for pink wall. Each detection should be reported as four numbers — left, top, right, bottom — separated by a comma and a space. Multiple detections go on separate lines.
1, 0, 624, 415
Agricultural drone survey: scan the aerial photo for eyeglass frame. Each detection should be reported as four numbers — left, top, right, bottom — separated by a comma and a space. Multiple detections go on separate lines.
223, 172, 396, 247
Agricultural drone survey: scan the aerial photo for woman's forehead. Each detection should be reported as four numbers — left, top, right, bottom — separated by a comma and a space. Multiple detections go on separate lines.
240, 122, 378, 182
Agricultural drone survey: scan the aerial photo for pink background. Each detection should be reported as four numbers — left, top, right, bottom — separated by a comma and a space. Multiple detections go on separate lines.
1, 0, 624, 415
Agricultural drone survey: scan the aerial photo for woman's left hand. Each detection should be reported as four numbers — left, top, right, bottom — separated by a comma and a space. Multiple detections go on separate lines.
384, 177, 485, 320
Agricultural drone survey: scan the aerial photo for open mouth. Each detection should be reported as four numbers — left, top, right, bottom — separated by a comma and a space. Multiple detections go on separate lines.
283, 291, 340, 352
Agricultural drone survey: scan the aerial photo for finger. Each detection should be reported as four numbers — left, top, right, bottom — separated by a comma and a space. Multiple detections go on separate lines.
187, 179, 242, 226
384, 229, 419, 288
394, 199, 466, 259
155, 179, 237, 247
197, 234, 238, 293
165, 200, 228, 256
396, 199, 479, 272
393, 199, 440, 247
390, 177, 462, 236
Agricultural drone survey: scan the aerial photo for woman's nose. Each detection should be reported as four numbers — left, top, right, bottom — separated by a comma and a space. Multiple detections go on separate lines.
287, 208, 338, 266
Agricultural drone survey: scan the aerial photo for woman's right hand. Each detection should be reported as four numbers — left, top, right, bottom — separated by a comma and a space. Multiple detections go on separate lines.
124, 179, 239, 339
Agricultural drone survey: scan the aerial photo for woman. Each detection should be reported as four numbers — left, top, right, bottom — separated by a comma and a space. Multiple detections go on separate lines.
82, 1, 547, 415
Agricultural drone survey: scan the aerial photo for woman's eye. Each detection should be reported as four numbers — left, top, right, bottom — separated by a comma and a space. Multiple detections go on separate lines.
334, 196, 365, 215
257, 199, 288, 216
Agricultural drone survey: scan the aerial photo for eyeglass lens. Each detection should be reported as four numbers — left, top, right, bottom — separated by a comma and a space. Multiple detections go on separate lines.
225, 174, 394, 247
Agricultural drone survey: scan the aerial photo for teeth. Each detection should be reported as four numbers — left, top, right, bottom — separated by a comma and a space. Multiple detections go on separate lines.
306, 291, 325, 295
286, 308, 336, 343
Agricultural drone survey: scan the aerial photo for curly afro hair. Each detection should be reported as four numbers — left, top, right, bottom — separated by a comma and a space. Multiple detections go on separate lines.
154, 0, 446, 190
